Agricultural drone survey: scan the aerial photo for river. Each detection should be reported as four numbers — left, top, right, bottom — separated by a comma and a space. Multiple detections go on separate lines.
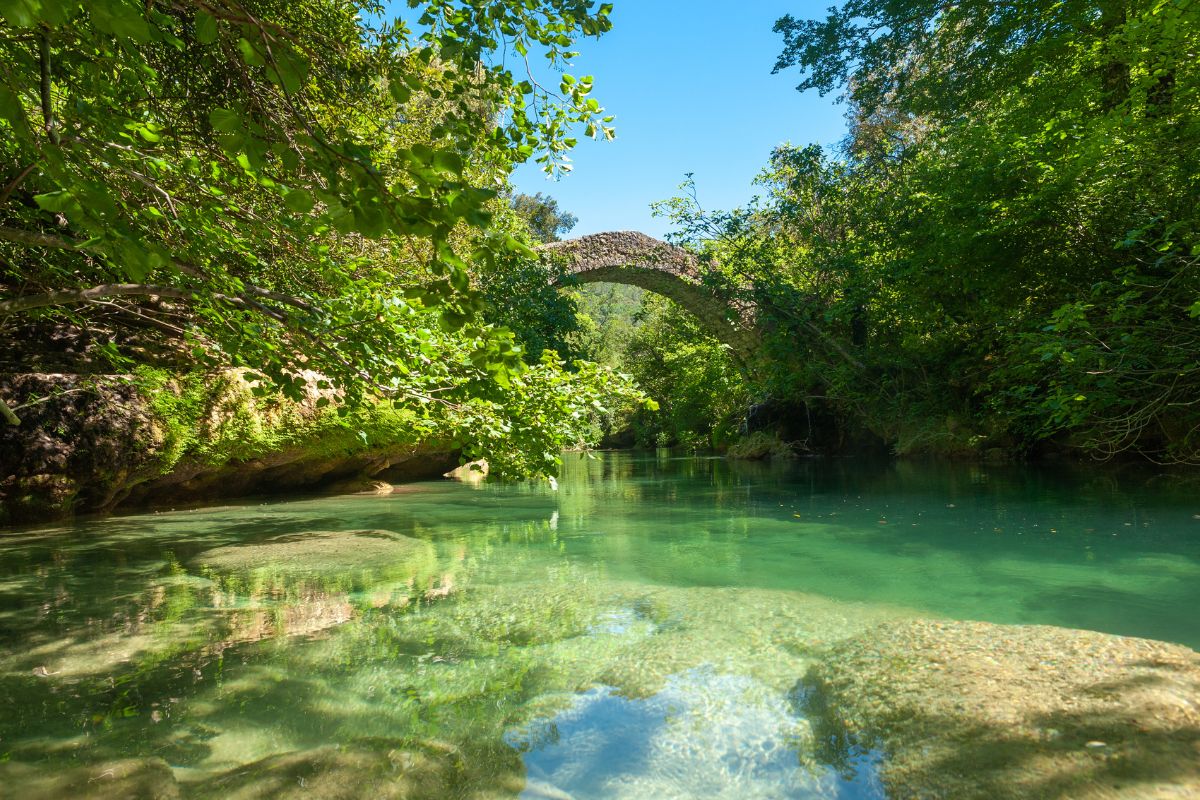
1, 453, 1198, 798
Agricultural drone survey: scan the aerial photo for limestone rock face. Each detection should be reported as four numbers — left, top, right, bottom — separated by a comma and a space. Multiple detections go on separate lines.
800, 618, 1200, 799
0, 373, 169, 524
0, 371, 456, 525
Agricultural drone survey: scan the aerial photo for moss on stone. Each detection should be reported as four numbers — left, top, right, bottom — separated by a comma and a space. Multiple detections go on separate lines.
1, 369, 452, 524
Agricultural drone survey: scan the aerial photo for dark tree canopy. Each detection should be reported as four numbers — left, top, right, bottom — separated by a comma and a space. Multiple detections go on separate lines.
626, 0, 1200, 461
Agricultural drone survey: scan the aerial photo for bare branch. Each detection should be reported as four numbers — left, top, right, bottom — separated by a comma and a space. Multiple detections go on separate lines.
0, 224, 81, 252
0, 399, 19, 426
0, 164, 36, 206
38, 26, 59, 145
0, 284, 194, 316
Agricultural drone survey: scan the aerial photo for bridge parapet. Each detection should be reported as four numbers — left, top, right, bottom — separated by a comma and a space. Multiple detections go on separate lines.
542, 230, 701, 280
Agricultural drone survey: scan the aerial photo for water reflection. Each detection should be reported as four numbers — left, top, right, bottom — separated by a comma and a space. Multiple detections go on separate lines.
0, 453, 1197, 797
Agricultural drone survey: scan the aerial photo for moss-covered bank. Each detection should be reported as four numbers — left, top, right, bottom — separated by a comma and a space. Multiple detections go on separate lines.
0, 370, 457, 525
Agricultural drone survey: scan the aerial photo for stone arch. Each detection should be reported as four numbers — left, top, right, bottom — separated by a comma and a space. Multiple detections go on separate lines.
540, 231, 759, 363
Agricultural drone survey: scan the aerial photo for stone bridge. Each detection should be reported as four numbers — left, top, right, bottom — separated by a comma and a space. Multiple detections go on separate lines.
540, 231, 760, 363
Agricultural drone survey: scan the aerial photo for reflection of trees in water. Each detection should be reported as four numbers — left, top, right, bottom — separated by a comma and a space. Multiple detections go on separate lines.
0, 538, 513, 797
0, 530, 467, 762
0, 551, 626, 795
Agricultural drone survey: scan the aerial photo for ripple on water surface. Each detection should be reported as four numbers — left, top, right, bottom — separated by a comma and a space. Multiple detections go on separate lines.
507, 667, 883, 800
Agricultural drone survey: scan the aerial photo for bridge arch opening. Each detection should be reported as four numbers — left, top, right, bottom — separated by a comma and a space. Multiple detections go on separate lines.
540, 231, 758, 364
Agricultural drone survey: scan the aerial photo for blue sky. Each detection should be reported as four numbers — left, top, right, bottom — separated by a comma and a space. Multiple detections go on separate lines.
506, 2, 848, 238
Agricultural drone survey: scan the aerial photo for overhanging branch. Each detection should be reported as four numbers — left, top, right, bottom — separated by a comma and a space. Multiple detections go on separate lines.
0, 224, 317, 313
0, 283, 193, 316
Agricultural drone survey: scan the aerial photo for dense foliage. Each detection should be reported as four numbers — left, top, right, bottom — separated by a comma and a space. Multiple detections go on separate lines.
474, 192, 583, 360
630, 0, 1200, 461
5, 0, 1196, 469
616, 294, 747, 448
0, 0, 645, 476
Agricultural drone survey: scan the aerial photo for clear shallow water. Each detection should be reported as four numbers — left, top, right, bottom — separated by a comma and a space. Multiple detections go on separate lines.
1, 453, 1199, 798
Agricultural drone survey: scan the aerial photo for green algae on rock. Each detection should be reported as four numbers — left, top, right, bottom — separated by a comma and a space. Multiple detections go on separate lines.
0, 757, 182, 800
799, 619, 1200, 799
0, 370, 457, 525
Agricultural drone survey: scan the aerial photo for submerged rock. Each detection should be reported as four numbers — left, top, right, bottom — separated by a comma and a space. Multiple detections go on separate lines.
508, 667, 875, 800
191, 739, 524, 800
195, 529, 433, 576
0, 757, 181, 799
192, 745, 446, 800
800, 619, 1200, 799
445, 459, 489, 482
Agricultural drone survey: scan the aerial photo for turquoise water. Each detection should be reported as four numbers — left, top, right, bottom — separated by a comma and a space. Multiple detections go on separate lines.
1, 453, 1198, 797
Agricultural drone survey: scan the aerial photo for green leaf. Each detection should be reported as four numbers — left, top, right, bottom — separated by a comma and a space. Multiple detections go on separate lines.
34, 190, 83, 217
91, 2, 153, 42
503, 235, 537, 258
0, 0, 40, 28
209, 107, 241, 133
111, 237, 152, 282
284, 189, 314, 213
271, 49, 309, 95
238, 38, 265, 68
389, 80, 412, 104
194, 11, 218, 44
0, 84, 29, 138
432, 150, 464, 177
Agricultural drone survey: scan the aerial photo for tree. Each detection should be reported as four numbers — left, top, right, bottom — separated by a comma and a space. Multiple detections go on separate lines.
0, 0, 645, 474
762, 0, 1200, 459
510, 191, 579, 243
473, 198, 584, 362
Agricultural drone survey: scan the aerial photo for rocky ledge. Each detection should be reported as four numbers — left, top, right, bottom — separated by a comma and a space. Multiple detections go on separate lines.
799, 618, 1200, 799
0, 371, 457, 525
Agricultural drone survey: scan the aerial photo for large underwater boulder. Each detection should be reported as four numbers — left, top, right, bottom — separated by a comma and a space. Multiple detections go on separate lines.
799, 618, 1200, 799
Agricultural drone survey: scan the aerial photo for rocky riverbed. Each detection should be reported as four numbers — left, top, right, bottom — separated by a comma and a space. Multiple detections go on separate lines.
798, 619, 1200, 799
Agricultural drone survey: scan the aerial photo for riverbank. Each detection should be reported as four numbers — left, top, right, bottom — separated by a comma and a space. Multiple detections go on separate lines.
0, 370, 458, 526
